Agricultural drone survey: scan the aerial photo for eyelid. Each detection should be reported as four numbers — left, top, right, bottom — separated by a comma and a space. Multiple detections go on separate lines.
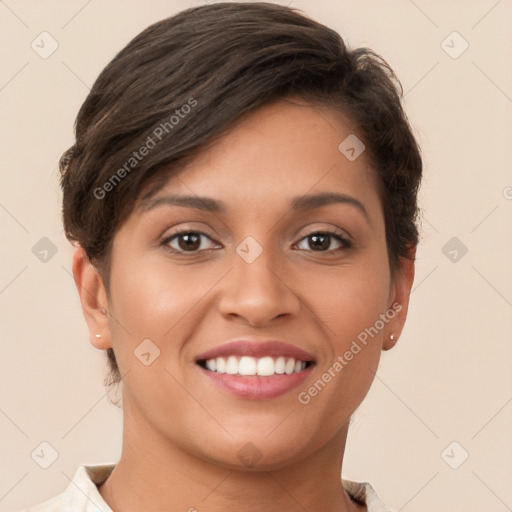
296, 223, 353, 243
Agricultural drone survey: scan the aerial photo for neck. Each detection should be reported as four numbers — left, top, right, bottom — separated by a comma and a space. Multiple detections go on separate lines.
99, 395, 363, 512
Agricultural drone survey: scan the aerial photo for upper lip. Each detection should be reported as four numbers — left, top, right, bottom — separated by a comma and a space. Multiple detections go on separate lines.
195, 339, 316, 362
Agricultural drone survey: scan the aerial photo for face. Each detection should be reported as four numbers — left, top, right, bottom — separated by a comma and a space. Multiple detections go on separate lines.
79, 99, 414, 471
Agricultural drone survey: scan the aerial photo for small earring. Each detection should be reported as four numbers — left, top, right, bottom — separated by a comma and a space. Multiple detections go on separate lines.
390, 334, 396, 341
95, 334, 102, 339
100, 307, 107, 314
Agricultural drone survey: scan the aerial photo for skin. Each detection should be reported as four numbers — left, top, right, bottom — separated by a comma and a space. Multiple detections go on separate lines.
73, 98, 415, 512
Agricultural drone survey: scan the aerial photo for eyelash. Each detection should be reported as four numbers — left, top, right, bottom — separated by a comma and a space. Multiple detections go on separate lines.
161, 229, 353, 255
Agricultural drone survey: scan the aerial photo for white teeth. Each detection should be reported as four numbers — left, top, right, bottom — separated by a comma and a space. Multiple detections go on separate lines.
257, 356, 274, 376
226, 356, 238, 375
239, 356, 256, 376
202, 356, 309, 376
216, 357, 226, 373
275, 356, 285, 374
284, 358, 295, 375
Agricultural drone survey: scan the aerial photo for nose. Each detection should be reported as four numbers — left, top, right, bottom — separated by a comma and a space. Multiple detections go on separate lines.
217, 243, 301, 327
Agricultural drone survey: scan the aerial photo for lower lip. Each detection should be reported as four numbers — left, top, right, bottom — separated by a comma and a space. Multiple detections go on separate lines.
198, 365, 314, 400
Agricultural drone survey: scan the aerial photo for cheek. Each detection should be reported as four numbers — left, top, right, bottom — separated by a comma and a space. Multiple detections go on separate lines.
307, 251, 391, 344
105, 258, 203, 411
298, 287, 389, 432
307, 250, 391, 400
106, 255, 227, 384
109, 257, 206, 338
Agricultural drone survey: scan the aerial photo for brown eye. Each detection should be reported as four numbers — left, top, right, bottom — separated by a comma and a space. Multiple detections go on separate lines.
296, 231, 351, 252
163, 231, 218, 253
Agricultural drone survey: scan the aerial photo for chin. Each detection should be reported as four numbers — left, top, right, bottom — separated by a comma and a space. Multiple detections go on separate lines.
191, 429, 320, 472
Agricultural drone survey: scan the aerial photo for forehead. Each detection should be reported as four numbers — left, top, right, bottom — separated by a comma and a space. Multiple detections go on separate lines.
137, 99, 381, 218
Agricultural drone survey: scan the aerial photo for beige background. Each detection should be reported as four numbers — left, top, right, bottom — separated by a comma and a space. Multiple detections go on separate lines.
1, 1, 511, 511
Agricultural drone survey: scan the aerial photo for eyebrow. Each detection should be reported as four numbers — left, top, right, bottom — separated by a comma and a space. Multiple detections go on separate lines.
141, 191, 369, 221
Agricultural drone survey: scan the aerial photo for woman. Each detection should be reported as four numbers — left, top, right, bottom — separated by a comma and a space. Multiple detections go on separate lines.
21, 2, 422, 511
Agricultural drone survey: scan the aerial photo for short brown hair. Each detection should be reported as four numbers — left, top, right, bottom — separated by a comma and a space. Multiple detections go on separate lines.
60, 2, 422, 390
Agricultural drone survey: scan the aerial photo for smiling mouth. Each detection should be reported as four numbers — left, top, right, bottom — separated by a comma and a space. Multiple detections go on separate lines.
197, 356, 315, 377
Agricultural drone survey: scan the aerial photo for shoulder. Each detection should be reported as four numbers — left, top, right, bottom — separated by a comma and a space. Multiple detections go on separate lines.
16, 464, 116, 512
15, 493, 69, 512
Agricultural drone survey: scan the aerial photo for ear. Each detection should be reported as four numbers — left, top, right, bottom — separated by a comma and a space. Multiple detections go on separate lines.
72, 246, 112, 351
382, 246, 416, 351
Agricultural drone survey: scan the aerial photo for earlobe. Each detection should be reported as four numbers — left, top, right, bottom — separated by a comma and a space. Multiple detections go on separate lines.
71, 246, 112, 351
383, 333, 398, 351
383, 247, 416, 351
